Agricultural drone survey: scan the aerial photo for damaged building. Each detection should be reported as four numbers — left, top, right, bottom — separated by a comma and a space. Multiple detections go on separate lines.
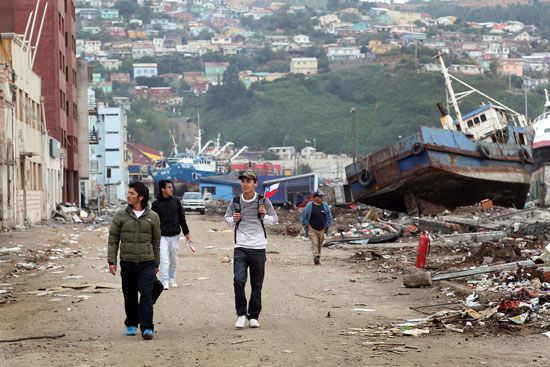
0, 33, 62, 229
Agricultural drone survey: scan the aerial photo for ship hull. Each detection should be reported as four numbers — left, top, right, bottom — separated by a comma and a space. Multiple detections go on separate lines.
346, 127, 532, 214
150, 166, 219, 197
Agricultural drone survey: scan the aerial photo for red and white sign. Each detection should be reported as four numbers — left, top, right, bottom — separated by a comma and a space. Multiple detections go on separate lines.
95, 184, 102, 192
264, 183, 279, 199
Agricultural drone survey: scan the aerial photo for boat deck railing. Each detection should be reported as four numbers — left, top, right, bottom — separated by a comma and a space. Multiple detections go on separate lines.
534, 111, 550, 125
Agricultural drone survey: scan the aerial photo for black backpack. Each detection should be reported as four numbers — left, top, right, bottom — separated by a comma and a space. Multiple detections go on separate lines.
233, 194, 267, 243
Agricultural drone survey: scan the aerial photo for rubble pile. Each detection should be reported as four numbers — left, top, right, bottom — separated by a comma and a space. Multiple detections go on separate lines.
52, 203, 97, 223
326, 202, 550, 338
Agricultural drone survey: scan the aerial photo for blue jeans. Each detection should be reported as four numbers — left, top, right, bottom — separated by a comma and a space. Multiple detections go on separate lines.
233, 247, 266, 320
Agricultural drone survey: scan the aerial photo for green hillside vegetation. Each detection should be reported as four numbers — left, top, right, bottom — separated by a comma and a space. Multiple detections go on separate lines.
197, 64, 544, 155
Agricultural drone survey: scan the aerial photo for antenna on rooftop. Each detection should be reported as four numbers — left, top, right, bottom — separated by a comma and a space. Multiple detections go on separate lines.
27, 0, 40, 61
31, 2, 48, 69
22, 11, 34, 50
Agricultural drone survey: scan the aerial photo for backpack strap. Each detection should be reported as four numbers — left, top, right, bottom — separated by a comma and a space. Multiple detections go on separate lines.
258, 194, 267, 239
233, 195, 241, 244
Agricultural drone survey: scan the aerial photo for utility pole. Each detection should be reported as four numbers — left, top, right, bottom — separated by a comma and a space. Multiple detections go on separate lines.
414, 41, 418, 66
523, 79, 529, 121
351, 107, 357, 162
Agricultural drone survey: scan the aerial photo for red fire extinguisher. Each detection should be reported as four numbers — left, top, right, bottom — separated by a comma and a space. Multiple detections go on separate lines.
415, 231, 430, 268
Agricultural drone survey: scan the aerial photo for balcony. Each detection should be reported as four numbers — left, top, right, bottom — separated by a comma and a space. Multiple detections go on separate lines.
89, 127, 99, 144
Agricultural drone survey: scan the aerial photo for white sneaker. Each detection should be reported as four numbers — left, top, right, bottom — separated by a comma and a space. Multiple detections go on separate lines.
249, 319, 260, 328
235, 315, 247, 329
162, 282, 169, 290
169, 279, 178, 288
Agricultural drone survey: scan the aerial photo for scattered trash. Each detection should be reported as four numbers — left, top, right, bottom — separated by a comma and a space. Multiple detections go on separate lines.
401, 328, 430, 337
352, 308, 376, 312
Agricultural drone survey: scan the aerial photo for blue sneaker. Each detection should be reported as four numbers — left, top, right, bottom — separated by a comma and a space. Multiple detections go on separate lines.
142, 329, 154, 340
125, 326, 137, 336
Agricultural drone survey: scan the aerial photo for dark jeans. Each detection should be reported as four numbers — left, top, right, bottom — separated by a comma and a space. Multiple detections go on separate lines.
233, 247, 266, 320
120, 260, 156, 332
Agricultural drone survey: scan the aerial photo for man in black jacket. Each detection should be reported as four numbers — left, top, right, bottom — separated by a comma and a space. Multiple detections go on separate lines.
151, 180, 191, 290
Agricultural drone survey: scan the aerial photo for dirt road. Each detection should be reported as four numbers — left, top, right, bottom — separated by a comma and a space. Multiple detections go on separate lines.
0, 214, 548, 366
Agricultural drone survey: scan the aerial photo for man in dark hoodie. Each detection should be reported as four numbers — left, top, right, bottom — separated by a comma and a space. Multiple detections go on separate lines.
108, 182, 161, 340
151, 180, 191, 290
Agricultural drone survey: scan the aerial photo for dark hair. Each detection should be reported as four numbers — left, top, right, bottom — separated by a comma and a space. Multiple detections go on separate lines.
159, 179, 173, 191
158, 179, 174, 198
129, 181, 149, 208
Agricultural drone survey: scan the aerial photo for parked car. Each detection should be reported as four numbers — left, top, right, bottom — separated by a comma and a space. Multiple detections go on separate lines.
182, 191, 206, 215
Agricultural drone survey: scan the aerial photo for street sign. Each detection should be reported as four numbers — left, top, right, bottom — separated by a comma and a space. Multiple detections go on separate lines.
95, 184, 102, 192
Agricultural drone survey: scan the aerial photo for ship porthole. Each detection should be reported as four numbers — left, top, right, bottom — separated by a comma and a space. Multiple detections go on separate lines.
358, 170, 375, 187
411, 142, 424, 155
519, 147, 533, 164
478, 144, 491, 159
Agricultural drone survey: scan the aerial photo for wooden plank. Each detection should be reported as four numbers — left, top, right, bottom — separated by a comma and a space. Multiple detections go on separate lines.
432, 260, 537, 281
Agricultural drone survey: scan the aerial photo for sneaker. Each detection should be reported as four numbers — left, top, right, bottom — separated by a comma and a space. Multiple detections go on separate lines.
235, 315, 247, 329
125, 326, 137, 336
162, 282, 169, 290
249, 319, 260, 328
314, 256, 320, 265
169, 279, 178, 288
142, 329, 154, 340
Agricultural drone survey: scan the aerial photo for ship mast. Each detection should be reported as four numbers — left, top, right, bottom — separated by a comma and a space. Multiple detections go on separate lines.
436, 53, 463, 127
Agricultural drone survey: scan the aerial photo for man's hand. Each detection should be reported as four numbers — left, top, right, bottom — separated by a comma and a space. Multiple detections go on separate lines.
259, 205, 266, 218
109, 264, 117, 275
185, 234, 192, 242
155, 267, 159, 274
233, 212, 241, 222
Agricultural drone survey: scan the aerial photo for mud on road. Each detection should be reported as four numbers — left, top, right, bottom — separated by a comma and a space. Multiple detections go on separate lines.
0, 214, 548, 367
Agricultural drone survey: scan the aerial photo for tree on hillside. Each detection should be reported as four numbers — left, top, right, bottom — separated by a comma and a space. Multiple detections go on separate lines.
194, 29, 214, 41
135, 76, 168, 87
205, 64, 251, 110
115, 0, 137, 19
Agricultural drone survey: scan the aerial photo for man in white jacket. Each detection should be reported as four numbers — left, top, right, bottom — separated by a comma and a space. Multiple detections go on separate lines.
224, 170, 278, 329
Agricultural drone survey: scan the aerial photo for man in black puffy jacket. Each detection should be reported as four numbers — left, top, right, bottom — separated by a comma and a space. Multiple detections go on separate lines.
151, 180, 191, 289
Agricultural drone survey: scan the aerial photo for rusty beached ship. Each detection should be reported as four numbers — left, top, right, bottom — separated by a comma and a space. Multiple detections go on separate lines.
346, 54, 534, 215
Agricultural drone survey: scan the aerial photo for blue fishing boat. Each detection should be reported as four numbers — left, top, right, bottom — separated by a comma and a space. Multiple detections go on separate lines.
346, 54, 533, 214
149, 133, 229, 196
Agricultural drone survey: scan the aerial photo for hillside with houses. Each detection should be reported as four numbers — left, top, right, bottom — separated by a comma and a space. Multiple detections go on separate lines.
77, 0, 550, 154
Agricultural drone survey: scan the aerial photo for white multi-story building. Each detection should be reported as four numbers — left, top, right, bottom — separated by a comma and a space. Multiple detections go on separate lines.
89, 106, 128, 205
290, 58, 318, 75
327, 47, 364, 62
133, 63, 158, 79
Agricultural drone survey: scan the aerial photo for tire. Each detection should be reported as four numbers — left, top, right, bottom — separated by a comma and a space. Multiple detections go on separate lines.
478, 144, 491, 159
519, 146, 533, 164
200, 209, 206, 215
411, 142, 424, 155
357, 169, 375, 187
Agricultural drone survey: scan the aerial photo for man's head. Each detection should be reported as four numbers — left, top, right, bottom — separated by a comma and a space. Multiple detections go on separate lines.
312, 191, 325, 204
128, 182, 149, 209
159, 179, 174, 198
238, 170, 258, 196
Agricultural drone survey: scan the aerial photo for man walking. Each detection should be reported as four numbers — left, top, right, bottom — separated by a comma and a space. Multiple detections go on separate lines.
301, 191, 332, 265
108, 182, 161, 340
151, 180, 191, 290
225, 170, 278, 329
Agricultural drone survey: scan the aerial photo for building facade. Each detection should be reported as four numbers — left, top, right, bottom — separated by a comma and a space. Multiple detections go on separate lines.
290, 58, 318, 75
0, 33, 62, 228
89, 105, 128, 206
0, 0, 81, 205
